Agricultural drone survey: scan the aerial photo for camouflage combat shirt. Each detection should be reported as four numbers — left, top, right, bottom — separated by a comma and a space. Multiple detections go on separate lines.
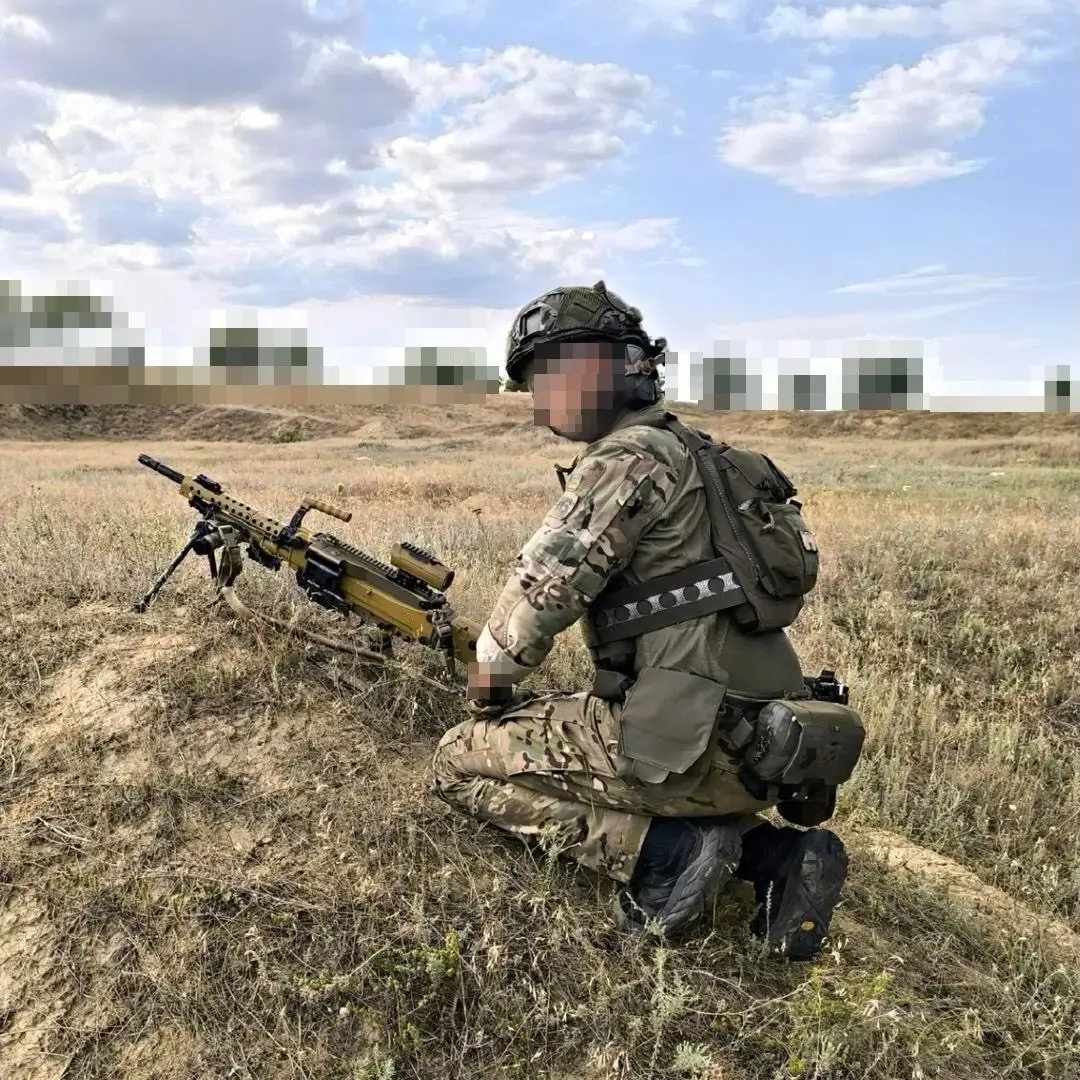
476, 401, 806, 698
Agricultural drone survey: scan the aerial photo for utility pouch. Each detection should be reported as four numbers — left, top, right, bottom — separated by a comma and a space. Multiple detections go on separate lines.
740, 699, 865, 788
615, 666, 729, 796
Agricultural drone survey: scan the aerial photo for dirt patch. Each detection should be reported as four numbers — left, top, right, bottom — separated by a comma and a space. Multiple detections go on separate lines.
850, 825, 1080, 962
30, 632, 196, 781
0, 621, 311, 1076
0, 889, 72, 1080
0, 631, 199, 1075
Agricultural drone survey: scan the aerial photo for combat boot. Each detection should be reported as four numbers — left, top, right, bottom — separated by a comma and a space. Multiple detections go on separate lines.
615, 817, 742, 938
737, 822, 848, 961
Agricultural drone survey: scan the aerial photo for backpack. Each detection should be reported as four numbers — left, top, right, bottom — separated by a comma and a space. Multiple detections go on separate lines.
655, 412, 820, 633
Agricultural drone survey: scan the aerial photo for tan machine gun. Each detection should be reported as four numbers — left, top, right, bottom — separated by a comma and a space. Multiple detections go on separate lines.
133, 454, 480, 681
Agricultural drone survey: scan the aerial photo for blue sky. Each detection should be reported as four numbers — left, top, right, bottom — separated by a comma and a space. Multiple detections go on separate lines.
1, 0, 1077, 404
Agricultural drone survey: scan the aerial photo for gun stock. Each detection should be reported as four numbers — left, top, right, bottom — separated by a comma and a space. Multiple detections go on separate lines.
134, 454, 480, 669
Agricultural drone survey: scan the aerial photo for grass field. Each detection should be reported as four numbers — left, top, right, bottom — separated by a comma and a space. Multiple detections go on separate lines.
1, 396, 1078, 1080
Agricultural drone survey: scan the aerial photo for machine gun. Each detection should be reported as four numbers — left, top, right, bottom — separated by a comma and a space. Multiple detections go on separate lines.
133, 454, 480, 675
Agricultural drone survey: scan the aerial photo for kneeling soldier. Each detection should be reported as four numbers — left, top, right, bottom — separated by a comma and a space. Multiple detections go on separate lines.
432, 282, 864, 959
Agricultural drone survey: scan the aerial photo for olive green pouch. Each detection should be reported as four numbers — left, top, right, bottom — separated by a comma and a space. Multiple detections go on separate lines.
741, 699, 865, 787
615, 666, 729, 796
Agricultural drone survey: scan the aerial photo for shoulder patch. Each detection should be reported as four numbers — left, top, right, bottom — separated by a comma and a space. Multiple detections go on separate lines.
548, 491, 579, 522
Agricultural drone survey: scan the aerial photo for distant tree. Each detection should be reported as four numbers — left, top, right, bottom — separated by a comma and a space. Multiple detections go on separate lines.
208, 325, 261, 369
403, 345, 500, 392
207, 324, 322, 384
0, 278, 144, 363
29, 291, 115, 330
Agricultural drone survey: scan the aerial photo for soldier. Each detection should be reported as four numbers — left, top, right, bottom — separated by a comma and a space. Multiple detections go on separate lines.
431, 282, 862, 959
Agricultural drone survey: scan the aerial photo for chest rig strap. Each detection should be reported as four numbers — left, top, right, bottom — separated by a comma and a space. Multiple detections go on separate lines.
589, 555, 746, 646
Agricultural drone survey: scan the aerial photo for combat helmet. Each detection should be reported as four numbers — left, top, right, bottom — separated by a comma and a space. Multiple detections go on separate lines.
505, 280, 666, 385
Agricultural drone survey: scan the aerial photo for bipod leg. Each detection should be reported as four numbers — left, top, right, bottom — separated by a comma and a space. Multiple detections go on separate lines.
133, 523, 208, 612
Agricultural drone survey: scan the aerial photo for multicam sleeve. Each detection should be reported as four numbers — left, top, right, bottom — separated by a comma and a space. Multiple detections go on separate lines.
475, 442, 679, 682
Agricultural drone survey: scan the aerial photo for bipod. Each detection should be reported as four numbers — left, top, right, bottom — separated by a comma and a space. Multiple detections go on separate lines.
133, 518, 244, 612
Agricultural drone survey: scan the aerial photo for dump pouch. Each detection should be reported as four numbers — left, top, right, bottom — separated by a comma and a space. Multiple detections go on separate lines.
739, 699, 865, 789
614, 666, 729, 797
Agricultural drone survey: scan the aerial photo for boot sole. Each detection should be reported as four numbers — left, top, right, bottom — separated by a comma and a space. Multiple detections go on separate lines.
615, 822, 743, 937
757, 829, 848, 961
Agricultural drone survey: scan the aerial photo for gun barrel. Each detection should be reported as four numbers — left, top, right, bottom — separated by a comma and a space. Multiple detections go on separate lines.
138, 454, 184, 485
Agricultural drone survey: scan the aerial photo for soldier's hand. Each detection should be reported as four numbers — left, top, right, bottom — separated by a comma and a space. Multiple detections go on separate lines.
467, 662, 512, 699
465, 663, 529, 717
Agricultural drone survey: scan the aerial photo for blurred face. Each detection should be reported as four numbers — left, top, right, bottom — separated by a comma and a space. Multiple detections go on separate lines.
525, 341, 625, 442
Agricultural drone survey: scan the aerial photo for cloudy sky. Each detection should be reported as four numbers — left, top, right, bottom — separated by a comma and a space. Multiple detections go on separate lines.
1, 0, 1077, 400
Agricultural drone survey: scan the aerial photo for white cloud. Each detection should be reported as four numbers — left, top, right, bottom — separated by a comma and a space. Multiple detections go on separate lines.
835, 265, 1038, 296
725, 64, 836, 116
763, 0, 1075, 41
703, 296, 991, 344
555, 0, 743, 35
0, 1, 683, 308
402, 0, 494, 23
384, 48, 652, 197
627, 0, 743, 32
0, 162, 30, 193
939, 0, 1070, 37
76, 183, 201, 249
0, 0, 371, 108
718, 35, 1045, 194
764, 4, 939, 41
407, 0, 745, 34
0, 204, 69, 242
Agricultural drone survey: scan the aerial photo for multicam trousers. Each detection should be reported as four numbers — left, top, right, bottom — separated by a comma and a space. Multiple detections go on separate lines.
431, 691, 773, 883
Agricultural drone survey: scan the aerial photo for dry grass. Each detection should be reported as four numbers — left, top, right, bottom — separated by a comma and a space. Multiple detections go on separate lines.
1, 399, 1078, 1080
